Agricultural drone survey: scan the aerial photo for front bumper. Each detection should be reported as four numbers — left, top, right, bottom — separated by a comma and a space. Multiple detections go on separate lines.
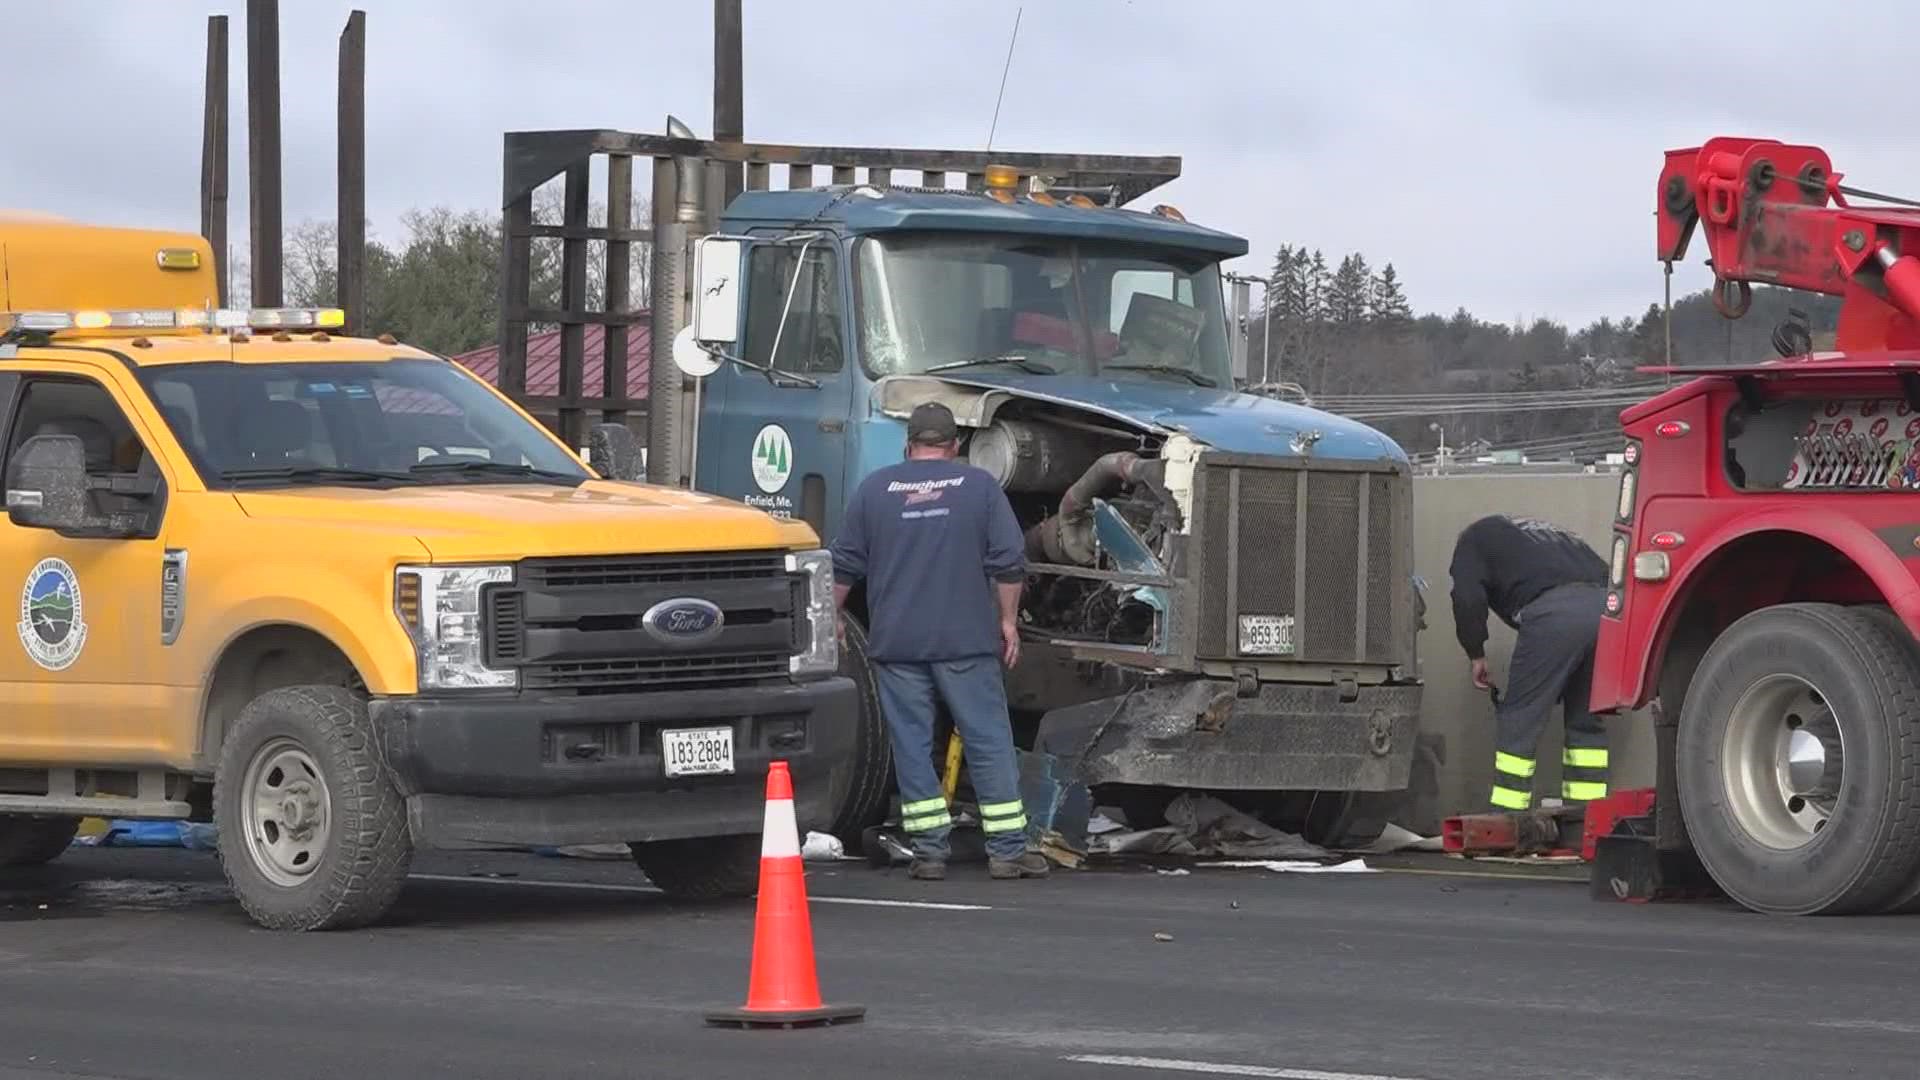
1033, 678, 1422, 791
369, 677, 858, 848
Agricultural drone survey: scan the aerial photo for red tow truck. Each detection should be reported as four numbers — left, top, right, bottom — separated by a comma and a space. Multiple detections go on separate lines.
1451, 136, 1920, 916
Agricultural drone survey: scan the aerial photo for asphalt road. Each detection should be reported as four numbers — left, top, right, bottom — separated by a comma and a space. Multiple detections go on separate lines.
0, 847, 1913, 1080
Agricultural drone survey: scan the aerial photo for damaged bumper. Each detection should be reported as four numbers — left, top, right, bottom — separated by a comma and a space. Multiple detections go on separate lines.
1034, 678, 1421, 791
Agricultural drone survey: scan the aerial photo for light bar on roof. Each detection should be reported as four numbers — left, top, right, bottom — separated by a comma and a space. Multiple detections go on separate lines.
4, 307, 346, 334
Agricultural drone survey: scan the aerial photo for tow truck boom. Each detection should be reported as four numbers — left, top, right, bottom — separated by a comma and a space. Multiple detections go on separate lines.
1658, 137, 1920, 351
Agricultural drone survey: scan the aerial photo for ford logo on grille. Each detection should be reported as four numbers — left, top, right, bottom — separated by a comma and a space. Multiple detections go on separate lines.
642, 598, 725, 646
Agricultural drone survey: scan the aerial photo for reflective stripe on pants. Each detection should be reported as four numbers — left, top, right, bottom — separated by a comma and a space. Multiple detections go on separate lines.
871, 656, 1031, 862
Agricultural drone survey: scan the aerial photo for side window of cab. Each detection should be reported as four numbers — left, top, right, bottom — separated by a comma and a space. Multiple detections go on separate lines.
743, 243, 845, 375
1, 373, 166, 538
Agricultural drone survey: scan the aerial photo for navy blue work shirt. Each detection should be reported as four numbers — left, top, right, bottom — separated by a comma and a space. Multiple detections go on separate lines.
830, 457, 1027, 662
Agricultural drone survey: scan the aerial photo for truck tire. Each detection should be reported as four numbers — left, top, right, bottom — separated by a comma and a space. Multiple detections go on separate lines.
1841, 604, 1920, 914
824, 618, 893, 844
630, 834, 760, 900
0, 816, 80, 866
1311, 791, 1391, 849
213, 685, 413, 931
1677, 603, 1920, 915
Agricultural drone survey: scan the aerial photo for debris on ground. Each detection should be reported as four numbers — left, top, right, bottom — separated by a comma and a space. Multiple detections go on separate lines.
1086, 811, 1126, 836
1153, 931, 1174, 942
1342, 822, 1444, 855
1091, 793, 1328, 860
1197, 858, 1374, 874
1155, 868, 1191, 877
801, 831, 847, 862
1037, 830, 1086, 869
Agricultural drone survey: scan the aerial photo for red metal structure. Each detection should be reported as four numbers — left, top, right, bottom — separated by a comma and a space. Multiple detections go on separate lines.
1576, 137, 1920, 916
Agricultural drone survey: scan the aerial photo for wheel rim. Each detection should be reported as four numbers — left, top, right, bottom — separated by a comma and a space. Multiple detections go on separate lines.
239, 737, 332, 887
1721, 674, 1845, 851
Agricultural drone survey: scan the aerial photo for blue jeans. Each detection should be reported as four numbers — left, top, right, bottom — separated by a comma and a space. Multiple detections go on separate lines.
871, 656, 1029, 862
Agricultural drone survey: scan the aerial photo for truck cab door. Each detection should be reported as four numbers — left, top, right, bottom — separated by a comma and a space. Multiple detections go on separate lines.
694, 238, 856, 543
0, 363, 183, 763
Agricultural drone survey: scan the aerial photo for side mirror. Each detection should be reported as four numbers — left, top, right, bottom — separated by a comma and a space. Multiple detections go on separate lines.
588, 423, 645, 482
6, 435, 114, 535
691, 236, 743, 346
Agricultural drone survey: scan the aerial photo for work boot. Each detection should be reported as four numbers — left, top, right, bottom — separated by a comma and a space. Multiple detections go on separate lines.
988, 852, 1050, 879
908, 858, 946, 881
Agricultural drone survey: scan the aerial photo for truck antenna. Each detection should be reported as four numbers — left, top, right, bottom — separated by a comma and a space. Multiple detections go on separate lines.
985, 5, 1023, 152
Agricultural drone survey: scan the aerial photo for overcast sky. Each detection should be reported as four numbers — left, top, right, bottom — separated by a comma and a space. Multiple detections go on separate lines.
7, 1, 1918, 327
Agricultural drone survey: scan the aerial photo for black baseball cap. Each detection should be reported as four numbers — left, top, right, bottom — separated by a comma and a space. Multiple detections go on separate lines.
907, 401, 959, 445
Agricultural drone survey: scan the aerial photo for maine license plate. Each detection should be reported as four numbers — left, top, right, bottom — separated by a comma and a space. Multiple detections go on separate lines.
1238, 614, 1296, 656
662, 726, 735, 778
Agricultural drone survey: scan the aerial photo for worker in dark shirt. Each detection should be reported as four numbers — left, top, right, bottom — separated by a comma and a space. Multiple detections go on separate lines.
830, 402, 1049, 881
1448, 514, 1610, 811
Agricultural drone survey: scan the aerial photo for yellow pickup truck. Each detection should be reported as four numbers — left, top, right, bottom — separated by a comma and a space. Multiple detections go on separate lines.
0, 216, 856, 930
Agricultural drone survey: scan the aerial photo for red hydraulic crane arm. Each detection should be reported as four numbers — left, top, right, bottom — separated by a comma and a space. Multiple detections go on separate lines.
1659, 136, 1920, 351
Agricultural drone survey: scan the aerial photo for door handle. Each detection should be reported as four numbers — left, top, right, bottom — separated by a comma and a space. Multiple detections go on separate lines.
818, 419, 845, 433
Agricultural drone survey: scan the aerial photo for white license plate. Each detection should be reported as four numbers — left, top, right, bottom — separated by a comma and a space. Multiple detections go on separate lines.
1238, 614, 1296, 656
662, 726, 735, 777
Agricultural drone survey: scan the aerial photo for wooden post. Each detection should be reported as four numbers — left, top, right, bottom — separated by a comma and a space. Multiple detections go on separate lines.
713, 0, 743, 208
337, 10, 367, 333
199, 15, 229, 307
247, 0, 284, 308
604, 154, 633, 428
557, 162, 590, 449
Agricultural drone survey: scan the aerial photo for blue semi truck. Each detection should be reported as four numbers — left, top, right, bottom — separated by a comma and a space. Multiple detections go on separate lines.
496, 126, 1426, 846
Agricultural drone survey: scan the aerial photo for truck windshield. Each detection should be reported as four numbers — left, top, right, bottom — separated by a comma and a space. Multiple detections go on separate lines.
136, 359, 592, 488
855, 232, 1233, 387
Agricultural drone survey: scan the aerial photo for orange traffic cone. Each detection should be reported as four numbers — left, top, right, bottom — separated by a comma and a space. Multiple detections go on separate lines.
705, 761, 866, 1029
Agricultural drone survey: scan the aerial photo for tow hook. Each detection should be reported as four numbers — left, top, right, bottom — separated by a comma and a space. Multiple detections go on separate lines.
1367, 711, 1393, 757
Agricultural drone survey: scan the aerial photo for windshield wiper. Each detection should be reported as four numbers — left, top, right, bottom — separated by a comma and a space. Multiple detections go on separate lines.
220, 465, 422, 486
409, 461, 584, 484
1103, 363, 1217, 387
926, 355, 1057, 375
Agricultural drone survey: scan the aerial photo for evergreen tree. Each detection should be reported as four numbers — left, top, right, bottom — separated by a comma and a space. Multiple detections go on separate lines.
1330, 253, 1371, 327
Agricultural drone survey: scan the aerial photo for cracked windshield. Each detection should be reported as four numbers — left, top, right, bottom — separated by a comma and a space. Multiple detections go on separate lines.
857, 234, 1233, 387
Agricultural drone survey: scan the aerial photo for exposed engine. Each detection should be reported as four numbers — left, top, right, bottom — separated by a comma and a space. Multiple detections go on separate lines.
963, 408, 1183, 648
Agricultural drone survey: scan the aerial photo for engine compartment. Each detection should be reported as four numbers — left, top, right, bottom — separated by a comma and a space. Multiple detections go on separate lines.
959, 401, 1184, 649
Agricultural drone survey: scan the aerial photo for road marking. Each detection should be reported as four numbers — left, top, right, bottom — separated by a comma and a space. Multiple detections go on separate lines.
406, 872, 992, 911
1814, 1019, 1920, 1034
1063, 1054, 1424, 1080
1375, 866, 1582, 883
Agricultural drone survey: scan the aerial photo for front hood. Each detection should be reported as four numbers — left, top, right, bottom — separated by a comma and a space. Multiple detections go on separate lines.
925, 371, 1405, 463
234, 480, 819, 562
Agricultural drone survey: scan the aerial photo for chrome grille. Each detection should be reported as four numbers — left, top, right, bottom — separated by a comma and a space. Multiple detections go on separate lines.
489, 550, 798, 694
1192, 458, 1410, 667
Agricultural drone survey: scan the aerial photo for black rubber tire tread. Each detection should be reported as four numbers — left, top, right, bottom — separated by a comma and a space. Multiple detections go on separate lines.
824, 618, 893, 844
1677, 603, 1920, 915
1845, 604, 1920, 914
213, 685, 413, 931
0, 816, 80, 867
630, 834, 760, 900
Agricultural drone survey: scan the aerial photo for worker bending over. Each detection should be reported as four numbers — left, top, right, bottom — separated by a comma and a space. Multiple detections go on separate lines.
1448, 514, 1610, 811
830, 402, 1049, 881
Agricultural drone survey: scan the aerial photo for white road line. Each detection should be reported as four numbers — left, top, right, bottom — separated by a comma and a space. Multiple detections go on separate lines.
1062, 1054, 1426, 1080
406, 872, 992, 911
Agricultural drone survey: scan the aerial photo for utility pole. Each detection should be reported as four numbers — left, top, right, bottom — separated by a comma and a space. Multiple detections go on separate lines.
713, 0, 744, 212
199, 15, 229, 307
247, 0, 284, 308
337, 10, 367, 333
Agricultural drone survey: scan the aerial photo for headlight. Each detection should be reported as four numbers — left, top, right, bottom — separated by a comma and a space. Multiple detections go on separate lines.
786, 548, 839, 679
395, 564, 516, 690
